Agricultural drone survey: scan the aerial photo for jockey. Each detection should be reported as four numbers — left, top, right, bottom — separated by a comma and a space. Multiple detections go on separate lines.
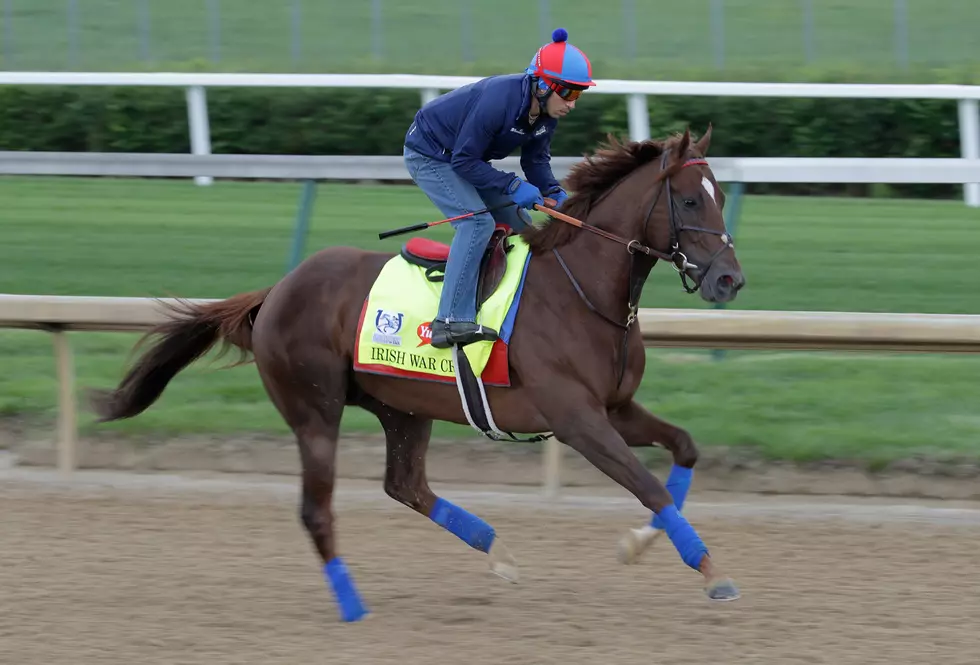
403, 28, 595, 349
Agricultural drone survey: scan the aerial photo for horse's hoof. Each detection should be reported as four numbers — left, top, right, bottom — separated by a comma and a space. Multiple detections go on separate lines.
616, 525, 660, 564
705, 578, 741, 602
488, 539, 519, 583
343, 609, 371, 622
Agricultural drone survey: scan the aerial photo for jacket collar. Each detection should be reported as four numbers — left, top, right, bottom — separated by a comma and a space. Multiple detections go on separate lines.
517, 74, 537, 122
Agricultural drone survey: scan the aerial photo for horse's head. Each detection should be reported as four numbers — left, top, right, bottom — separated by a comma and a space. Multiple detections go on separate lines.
646, 126, 745, 303
521, 126, 745, 305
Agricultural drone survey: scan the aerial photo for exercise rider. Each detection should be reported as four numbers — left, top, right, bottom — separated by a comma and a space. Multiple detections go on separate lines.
402, 28, 595, 349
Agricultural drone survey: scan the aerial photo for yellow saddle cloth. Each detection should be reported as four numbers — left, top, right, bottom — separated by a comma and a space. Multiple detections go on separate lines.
353, 235, 532, 386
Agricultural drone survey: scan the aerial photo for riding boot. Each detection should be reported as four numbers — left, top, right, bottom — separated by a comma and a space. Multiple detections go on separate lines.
430, 319, 498, 349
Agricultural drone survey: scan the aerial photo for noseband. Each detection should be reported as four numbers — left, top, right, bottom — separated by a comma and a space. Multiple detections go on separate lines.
549, 150, 735, 387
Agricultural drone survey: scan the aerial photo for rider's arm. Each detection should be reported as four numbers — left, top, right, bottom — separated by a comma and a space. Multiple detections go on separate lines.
520, 128, 561, 196
450, 94, 519, 193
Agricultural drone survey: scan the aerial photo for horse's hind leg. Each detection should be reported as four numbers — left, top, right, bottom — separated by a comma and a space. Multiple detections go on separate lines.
609, 400, 700, 565
255, 354, 369, 622
357, 395, 519, 583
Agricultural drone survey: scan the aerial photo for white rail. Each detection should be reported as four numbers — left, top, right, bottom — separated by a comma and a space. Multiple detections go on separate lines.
5, 152, 980, 185
1, 72, 978, 205
4, 294, 979, 492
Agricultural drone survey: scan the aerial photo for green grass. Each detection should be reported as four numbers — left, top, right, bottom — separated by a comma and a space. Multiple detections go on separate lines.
2, 175, 979, 465
1, 0, 978, 76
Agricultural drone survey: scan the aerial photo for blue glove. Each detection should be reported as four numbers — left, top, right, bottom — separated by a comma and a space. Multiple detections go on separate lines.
549, 187, 569, 209
508, 178, 544, 210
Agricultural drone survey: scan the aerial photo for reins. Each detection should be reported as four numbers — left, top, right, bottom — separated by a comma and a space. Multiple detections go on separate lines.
532, 156, 717, 279
531, 204, 673, 262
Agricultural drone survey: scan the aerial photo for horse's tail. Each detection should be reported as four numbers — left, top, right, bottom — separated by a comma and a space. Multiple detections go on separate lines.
89, 287, 272, 422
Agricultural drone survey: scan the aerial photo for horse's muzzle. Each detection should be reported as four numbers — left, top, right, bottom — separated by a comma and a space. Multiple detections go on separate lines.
702, 268, 745, 303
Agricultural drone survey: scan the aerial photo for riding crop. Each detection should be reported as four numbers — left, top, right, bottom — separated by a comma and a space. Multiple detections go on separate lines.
378, 198, 558, 240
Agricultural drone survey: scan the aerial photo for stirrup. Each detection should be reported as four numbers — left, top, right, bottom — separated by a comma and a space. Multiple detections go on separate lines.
430, 320, 499, 349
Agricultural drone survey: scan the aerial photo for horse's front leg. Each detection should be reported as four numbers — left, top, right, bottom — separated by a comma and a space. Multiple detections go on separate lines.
608, 400, 703, 567
542, 393, 739, 602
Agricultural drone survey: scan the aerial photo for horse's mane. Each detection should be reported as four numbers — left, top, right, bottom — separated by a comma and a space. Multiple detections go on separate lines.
520, 133, 686, 254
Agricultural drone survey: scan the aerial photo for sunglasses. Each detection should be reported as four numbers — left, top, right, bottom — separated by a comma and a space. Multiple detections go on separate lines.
546, 81, 585, 101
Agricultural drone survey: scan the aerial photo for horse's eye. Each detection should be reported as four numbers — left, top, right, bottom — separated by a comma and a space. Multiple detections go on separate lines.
683, 198, 697, 207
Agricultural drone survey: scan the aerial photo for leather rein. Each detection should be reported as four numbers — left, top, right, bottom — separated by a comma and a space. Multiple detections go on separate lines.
537, 151, 734, 387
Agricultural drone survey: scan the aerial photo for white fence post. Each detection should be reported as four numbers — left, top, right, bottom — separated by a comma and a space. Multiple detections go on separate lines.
421, 87, 439, 106
185, 85, 213, 187
958, 98, 980, 207
52, 330, 77, 475
542, 439, 561, 498
627, 93, 650, 142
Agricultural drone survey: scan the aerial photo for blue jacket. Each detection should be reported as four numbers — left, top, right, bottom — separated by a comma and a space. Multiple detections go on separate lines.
404, 73, 561, 195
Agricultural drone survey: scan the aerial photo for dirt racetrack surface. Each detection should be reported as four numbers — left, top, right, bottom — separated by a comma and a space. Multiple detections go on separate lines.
2, 469, 980, 665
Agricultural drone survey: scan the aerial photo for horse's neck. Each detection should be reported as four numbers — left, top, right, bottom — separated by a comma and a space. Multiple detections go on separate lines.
553, 203, 648, 324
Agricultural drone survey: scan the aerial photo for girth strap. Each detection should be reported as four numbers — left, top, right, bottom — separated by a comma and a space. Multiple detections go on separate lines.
451, 346, 553, 444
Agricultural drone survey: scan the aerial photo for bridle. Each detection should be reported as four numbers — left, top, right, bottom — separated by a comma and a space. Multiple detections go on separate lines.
548, 150, 735, 387
646, 153, 736, 292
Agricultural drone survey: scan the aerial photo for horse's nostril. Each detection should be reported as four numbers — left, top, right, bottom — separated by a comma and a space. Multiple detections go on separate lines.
715, 272, 744, 295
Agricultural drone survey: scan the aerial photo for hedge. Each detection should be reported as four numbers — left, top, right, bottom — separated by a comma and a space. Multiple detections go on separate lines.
1, 66, 974, 198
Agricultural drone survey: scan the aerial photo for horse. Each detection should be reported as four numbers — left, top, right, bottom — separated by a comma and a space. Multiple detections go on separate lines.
90, 126, 746, 622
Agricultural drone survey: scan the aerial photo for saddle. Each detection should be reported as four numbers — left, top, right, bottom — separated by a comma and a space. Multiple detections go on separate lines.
399, 223, 514, 310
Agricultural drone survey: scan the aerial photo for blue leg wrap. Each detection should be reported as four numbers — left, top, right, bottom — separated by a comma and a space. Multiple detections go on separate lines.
656, 504, 708, 571
430, 497, 496, 553
323, 557, 369, 622
650, 464, 693, 529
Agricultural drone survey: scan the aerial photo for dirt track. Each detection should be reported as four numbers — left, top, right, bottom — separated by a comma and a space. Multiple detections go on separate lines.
2, 469, 979, 665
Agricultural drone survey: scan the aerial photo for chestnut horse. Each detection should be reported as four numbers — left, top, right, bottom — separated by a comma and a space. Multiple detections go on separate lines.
91, 127, 745, 622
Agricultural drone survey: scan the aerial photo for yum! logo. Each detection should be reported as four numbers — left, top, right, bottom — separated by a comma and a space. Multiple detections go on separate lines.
416, 322, 432, 347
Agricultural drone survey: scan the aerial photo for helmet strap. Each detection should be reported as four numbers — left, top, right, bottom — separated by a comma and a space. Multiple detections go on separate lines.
534, 78, 553, 104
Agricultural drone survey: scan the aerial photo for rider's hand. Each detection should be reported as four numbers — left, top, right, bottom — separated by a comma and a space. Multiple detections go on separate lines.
549, 187, 569, 209
507, 178, 544, 210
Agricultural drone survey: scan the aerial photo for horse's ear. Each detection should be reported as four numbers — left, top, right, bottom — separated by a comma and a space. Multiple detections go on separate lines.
694, 123, 713, 156
675, 127, 691, 159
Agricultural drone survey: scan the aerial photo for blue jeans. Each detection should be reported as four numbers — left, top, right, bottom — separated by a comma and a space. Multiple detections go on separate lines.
403, 145, 528, 323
